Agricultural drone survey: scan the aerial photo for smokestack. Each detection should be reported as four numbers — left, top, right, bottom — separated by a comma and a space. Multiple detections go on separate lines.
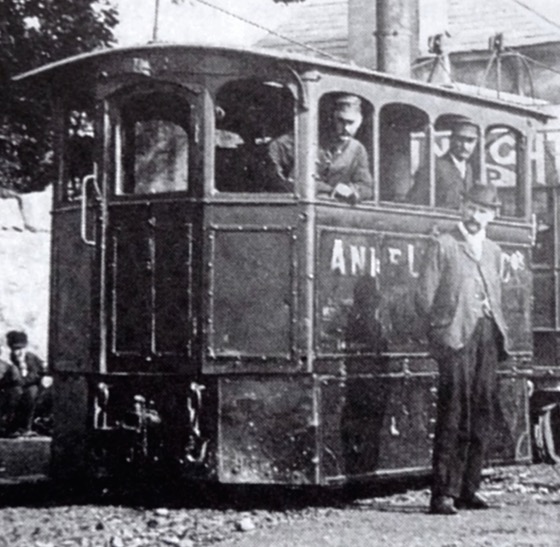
348, 0, 417, 77
376, 0, 415, 77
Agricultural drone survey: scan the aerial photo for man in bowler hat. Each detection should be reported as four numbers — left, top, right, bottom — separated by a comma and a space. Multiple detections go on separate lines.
408, 115, 479, 208
0, 330, 47, 436
415, 183, 508, 514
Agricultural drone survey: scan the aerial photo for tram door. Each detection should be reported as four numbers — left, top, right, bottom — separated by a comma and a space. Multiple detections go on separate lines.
101, 83, 203, 375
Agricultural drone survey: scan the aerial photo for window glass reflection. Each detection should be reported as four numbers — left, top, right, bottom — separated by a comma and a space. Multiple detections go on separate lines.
379, 104, 429, 203
118, 92, 190, 195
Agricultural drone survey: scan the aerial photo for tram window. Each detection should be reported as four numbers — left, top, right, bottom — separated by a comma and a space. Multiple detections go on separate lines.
379, 104, 428, 203
63, 109, 95, 202
486, 126, 523, 217
532, 130, 560, 265
532, 187, 555, 265
317, 93, 373, 202
215, 79, 295, 193
117, 93, 190, 195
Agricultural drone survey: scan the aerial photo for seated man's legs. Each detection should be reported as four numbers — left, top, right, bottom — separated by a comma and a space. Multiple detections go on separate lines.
13, 385, 39, 434
0, 385, 23, 435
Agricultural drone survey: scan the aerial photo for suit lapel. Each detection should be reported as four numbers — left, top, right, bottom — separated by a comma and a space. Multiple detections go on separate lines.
452, 226, 479, 262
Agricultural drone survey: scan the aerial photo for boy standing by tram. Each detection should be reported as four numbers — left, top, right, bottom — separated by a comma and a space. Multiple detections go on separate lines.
415, 183, 509, 515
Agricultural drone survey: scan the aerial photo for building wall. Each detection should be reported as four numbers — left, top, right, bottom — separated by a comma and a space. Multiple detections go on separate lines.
0, 188, 52, 361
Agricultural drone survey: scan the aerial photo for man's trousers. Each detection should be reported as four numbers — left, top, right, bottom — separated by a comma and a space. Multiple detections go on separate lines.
431, 317, 499, 499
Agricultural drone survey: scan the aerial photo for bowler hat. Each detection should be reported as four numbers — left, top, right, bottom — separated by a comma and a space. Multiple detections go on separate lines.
6, 330, 28, 349
462, 183, 501, 208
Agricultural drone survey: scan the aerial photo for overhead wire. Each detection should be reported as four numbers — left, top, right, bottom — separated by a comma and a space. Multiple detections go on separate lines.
183, 0, 346, 63
510, 0, 560, 34
180, 0, 560, 95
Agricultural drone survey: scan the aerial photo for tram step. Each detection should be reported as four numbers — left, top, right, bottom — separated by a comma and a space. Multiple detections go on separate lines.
0, 437, 50, 478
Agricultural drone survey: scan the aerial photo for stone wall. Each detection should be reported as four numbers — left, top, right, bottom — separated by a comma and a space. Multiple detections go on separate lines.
0, 188, 52, 361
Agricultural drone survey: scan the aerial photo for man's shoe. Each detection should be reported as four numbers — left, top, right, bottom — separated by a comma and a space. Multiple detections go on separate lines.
429, 496, 458, 515
456, 493, 490, 510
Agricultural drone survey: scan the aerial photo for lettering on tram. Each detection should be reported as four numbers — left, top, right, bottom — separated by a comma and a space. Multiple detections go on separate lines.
318, 232, 427, 355
485, 125, 523, 217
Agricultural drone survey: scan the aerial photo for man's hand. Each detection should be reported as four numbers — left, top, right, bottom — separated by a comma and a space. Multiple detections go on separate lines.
331, 183, 359, 204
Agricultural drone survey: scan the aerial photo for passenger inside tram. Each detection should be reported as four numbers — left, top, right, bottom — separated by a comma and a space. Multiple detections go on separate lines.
214, 79, 294, 193
268, 93, 373, 201
407, 115, 479, 209
315, 94, 373, 203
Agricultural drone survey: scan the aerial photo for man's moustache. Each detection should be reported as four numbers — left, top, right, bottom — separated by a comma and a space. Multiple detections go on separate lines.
464, 219, 481, 230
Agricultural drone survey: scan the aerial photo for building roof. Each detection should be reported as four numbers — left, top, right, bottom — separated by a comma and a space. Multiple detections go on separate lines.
257, 0, 560, 58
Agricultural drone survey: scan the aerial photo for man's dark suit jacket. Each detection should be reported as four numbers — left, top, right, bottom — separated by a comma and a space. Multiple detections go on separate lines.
407, 152, 475, 208
415, 227, 509, 360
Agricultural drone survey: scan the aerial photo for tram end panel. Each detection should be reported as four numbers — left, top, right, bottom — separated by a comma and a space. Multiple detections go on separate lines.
217, 375, 317, 484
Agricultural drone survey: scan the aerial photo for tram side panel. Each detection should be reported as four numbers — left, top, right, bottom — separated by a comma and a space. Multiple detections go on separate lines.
50, 208, 97, 479
315, 222, 533, 484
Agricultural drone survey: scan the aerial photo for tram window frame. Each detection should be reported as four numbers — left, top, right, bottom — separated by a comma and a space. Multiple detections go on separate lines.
315, 92, 374, 203
60, 105, 96, 204
114, 90, 193, 197
485, 124, 525, 218
531, 129, 560, 266
214, 78, 297, 194
378, 103, 430, 205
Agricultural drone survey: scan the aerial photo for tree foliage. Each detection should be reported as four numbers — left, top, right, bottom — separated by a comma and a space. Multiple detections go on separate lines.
0, 0, 118, 191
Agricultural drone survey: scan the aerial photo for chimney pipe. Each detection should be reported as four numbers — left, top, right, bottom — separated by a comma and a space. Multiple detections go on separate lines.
376, 0, 414, 78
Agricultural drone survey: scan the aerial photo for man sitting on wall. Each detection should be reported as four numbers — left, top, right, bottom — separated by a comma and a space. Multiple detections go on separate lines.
0, 330, 48, 437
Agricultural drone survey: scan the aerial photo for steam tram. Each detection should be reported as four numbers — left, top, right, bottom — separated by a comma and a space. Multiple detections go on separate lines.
14, 44, 548, 485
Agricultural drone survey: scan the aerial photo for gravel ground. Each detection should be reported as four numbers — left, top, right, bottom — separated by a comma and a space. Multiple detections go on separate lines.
0, 464, 559, 547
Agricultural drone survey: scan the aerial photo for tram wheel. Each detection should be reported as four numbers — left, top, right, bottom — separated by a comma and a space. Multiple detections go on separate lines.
534, 403, 560, 464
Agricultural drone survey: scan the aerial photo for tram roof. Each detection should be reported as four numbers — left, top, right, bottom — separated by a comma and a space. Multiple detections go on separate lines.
13, 42, 551, 121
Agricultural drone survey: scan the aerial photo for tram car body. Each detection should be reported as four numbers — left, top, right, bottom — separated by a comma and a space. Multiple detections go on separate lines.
530, 104, 560, 463
15, 44, 548, 486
